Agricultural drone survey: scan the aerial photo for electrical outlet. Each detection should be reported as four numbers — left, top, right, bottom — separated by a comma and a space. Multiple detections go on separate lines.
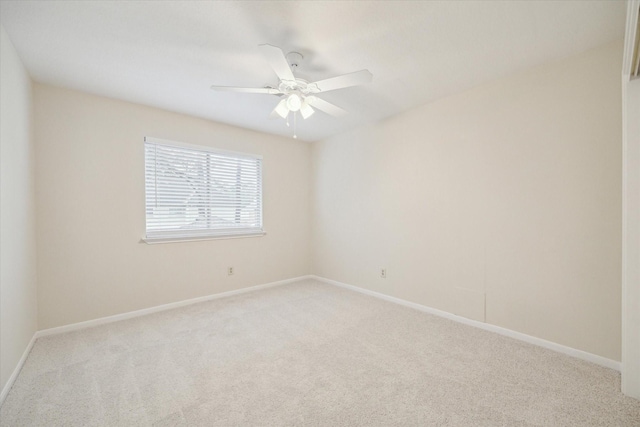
228, 267, 234, 275
380, 268, 386, 278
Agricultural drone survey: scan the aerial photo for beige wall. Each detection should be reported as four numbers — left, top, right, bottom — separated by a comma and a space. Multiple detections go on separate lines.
34, 85, 312, 329
0, 27, 38, 393
312, 41, 623, 361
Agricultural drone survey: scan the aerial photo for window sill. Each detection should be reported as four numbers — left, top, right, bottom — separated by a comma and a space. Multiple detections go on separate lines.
140, 231, 266, 244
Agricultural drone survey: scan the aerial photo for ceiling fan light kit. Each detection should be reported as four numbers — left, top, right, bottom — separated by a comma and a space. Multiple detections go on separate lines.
274, 99, 289, 119
210, 44, 372, 139
286, 93, 302, 111
300, 99, 314, 119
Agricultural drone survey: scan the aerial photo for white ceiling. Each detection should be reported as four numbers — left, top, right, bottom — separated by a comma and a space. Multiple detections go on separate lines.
0, 1, 626, 142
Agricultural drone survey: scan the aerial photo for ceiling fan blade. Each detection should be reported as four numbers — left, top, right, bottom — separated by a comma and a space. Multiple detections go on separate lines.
210, 85, 280, 94
259, 44, 296, 83
310, 69, 373, 93
307, 96, 347, 117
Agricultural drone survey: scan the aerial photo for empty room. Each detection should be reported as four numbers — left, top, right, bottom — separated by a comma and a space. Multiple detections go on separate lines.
1, 1, 640, 425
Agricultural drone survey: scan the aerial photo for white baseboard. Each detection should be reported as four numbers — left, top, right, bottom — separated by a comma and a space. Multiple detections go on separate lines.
37, 275, 312, 338
2, 273, 619, 408
311, 275, 621, 372
0, 333, 37, 406
1, 275, 310, 407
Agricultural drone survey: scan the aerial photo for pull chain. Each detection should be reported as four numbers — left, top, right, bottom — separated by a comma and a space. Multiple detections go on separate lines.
293, 111, 297, 139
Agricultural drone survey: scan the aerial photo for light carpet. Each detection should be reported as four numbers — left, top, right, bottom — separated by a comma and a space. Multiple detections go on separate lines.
1, 279, 638, 426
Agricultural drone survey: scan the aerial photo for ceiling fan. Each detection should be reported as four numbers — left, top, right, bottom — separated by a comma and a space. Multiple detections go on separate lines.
210, 44, 372, 131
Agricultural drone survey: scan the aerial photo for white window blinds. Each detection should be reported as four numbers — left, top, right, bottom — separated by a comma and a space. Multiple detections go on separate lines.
144, 137, 263, 241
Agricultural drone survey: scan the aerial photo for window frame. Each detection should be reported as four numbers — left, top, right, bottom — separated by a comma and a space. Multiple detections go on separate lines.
142, 136, 265, 244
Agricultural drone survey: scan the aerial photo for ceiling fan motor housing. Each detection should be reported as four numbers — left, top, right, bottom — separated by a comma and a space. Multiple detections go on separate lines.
278, 78, 320, 95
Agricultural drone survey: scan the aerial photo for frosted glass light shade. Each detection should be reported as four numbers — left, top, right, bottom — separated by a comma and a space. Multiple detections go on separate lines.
286, 94, 302, 111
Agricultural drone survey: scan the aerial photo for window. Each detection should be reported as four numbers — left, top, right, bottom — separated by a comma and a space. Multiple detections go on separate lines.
144, 137, 263, 242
